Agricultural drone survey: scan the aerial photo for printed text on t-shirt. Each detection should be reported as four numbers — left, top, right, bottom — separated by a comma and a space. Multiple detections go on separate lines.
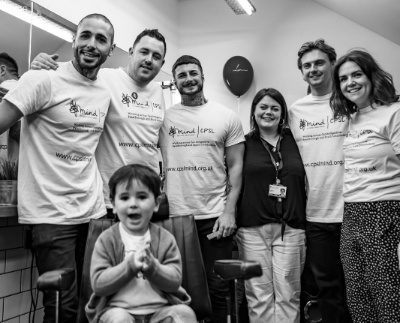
121, 92, 162, 111
304, 159, 344, 167
298, 115, 347, 131
166, 165, 213, 172
168, 125, 215, 138
55, 152, 92, 162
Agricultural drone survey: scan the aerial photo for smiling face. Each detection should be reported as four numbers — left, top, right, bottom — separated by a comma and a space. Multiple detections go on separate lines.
173, 63, 204, 96
72, 17, 114, 78
112, 179, 160, 236
254, 95, 282, 134
338, 61, 372, 110
300, 49, 334, 93
127, 35, 165, 86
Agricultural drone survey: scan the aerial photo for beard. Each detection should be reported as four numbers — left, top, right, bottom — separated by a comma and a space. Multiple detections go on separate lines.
177, 81, 203, 96
73, 47, 105, 72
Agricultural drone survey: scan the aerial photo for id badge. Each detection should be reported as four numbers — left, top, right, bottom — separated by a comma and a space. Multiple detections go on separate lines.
268, 184, 287, 198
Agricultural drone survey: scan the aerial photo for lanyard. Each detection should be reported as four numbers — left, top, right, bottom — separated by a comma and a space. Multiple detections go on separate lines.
260, 134, 286, 239
260, 135, 283, 184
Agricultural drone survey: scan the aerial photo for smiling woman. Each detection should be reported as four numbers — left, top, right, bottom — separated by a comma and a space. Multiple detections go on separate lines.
330, 49, 400, 322
236, 88, 307, 322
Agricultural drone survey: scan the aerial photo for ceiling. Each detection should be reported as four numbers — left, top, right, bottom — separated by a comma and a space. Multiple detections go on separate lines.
311, 0, 400, 46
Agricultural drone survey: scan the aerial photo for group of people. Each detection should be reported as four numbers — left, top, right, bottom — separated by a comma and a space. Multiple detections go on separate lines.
236, 39, 400, 323
0, 11, 399, 323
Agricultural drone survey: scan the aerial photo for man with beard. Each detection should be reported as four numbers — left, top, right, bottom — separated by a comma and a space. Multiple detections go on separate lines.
159, 55, 245, 323
31, 29, 166, 215
288, 39, 351, 323
0, 14, 115, 323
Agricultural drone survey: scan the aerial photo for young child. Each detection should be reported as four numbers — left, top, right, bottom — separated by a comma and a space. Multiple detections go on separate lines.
86, 164, 197, 323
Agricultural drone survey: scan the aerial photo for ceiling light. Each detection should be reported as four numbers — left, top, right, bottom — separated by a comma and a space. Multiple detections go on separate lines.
225, 0, 256, 15
0, 0, 74, 42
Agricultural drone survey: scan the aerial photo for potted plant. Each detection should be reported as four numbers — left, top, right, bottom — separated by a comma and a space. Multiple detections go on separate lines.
0, 159, 18, 206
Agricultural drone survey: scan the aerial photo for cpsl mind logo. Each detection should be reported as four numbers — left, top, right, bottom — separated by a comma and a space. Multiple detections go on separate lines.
69, 100, 104, 122
299, 119, 306, 131
169, 126, 177, 138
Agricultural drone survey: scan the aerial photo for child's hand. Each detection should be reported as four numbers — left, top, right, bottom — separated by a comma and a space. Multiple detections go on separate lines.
142, 245, 156, 274
127, 251, 145, 272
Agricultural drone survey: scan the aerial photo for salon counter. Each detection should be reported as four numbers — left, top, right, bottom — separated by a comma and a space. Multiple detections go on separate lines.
0, 206, 17, 217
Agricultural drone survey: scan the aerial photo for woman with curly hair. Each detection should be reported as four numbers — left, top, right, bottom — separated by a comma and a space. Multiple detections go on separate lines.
330, 49, 400, 322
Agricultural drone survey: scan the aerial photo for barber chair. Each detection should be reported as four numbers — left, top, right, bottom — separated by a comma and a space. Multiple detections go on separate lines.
300, 256, 322, 323
36, 197, 212, 323
214, 259, 262, 323
37, 268, 75, 323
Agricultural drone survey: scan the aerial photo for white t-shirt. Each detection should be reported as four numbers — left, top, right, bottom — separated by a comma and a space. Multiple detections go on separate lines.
343, 103, 400, 202
0, 79, 19, 161
110, 223, 167, 314
289, 93, 348, 223
159, 101, 245, 220
4, 61, 110, 224
96, 68, 165, 207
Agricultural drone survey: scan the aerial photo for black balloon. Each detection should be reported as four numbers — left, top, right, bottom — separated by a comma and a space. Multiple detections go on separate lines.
223, 56, 254, 97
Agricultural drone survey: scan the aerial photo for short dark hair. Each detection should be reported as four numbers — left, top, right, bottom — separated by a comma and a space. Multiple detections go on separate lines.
330, 49, 399, 118
0, 53, 18, 77
250, 88, 288, 134
172, 55, 203, 77
77, 13, 115, 44
133, 29, 167, 57
108, 164, 161, 202
297, 39, 336, 70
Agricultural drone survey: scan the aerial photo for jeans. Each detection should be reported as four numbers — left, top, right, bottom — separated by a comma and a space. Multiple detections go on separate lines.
236, 223, 306, 323
306, 221, 352, 323
195, 218, 233, 323
99, 305, 197, 323
32, 223, 89, 323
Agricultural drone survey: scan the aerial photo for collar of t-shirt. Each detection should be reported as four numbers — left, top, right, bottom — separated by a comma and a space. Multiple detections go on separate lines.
310, 92, 331, 101
119, 223, 151, 256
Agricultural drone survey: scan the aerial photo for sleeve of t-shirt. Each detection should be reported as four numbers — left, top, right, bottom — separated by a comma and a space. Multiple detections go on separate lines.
387, 104, 400, 154
225, 110, 245, 147
3, 70, 52, 116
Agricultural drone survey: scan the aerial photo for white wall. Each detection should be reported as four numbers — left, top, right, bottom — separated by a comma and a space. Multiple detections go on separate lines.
178, 0, 400, 133
34, 0, 180, 75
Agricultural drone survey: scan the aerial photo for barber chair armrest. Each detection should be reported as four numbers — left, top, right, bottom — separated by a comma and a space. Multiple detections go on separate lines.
37, 268, 75, 291
214, 260, 261, 281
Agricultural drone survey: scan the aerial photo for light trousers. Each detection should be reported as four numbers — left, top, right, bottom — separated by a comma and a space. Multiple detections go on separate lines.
99, 304, 197, 323
236, 223, 306, 323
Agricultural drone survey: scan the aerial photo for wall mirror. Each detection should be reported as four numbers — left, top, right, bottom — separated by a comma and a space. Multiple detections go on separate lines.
0, 0, 176, 106
0, 0, 137, 76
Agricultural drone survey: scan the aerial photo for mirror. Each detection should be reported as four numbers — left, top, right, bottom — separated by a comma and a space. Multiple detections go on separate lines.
0, 0, 173, 80
0, 8, 31, 75
0, 1, 131, 76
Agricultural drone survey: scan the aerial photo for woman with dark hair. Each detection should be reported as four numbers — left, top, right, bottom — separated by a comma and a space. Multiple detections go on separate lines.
236, 88, 306, 322
330, 49, 400, 322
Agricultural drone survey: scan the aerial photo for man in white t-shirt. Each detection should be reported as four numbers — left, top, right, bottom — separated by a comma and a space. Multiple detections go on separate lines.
159, 55, 245, 323
0, 14, 115, 323
0, 52, 20, 161
31, 29, 167, 213
289, 40, 351, 323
